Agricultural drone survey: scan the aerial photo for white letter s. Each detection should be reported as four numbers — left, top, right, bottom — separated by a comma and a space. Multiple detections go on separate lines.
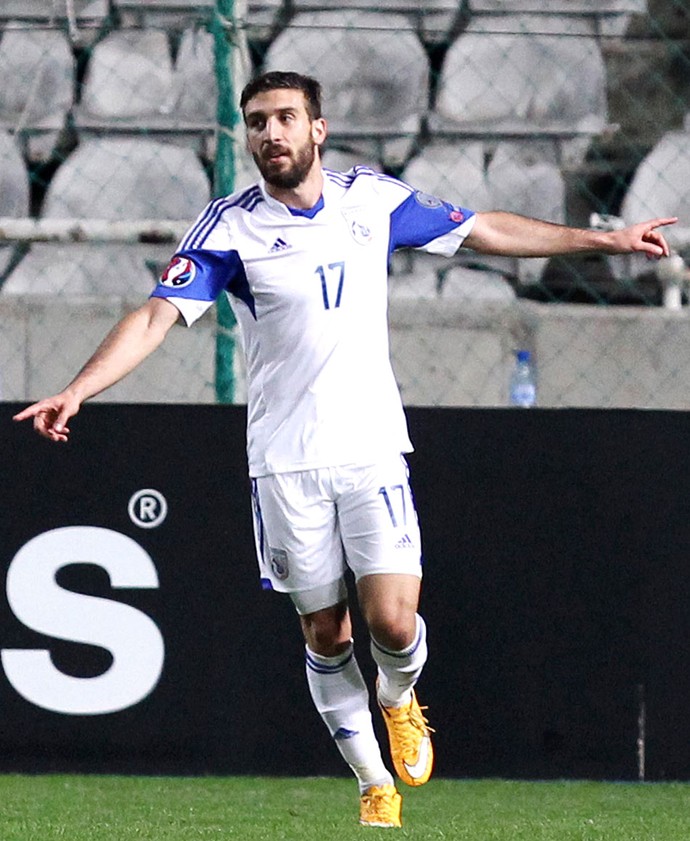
2, 526, 164, 715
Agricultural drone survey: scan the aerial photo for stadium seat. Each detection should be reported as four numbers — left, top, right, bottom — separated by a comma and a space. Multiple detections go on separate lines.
290, 1, 461, 44
74, 28, 219, 157
401, 139, 491, 210
114, 0, 284, 42
0, 0, 108, 28
466, 0, 647, 37
263, 10, 430, 169
1, 243, 176, 298
42, 137, 210, 219
112, 0, 214, 30
2, 137, 210, 297
77, 30, 175, 121
0, 131, 29, 219
431, 28, 608, 167
607, 126, 690, 284
620, 129, 690, 224
0, 131, 30, 281
0, 26, 74, 161
243, 1, 288, 44
485, 141, 566, 285
171, 26, 217, 125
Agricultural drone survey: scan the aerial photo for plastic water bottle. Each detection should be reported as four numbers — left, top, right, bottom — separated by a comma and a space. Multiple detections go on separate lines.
509, 349, 537, 407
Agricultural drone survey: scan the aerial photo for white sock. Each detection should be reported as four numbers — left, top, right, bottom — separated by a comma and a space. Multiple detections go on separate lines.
371, 614, 428, 708
305, 642, 393, 793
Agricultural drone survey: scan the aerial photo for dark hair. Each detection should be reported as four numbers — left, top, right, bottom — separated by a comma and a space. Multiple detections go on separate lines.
240, 71, 323, 121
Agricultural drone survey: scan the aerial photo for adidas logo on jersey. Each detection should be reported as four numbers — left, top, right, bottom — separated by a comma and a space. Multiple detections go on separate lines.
394, 533, 414, 550
269, 237, 291, 253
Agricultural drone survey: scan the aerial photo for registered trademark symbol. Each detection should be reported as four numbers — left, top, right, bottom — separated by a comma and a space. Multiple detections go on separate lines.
128, 489, 168, 529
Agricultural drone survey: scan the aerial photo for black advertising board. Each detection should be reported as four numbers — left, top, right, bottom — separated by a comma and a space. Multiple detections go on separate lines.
1, 404, 689, 780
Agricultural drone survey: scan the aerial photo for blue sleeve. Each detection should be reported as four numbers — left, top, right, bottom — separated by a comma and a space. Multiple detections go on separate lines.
389, 191, 475, 252
151, 248, 255, 318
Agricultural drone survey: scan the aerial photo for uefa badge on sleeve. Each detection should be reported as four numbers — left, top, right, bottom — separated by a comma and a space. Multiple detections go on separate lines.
160, 255, 196, 289
414, 191, 443, 209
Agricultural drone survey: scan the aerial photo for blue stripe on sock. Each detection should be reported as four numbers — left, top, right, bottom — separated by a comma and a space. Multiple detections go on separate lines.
371, 622, 423, 659
305, 648, 354, 674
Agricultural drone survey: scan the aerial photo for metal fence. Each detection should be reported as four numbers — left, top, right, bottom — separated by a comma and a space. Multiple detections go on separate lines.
2, 1, 690, 407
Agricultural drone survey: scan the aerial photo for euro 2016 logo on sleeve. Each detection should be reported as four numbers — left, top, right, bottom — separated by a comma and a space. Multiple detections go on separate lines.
160, 255, 196, 289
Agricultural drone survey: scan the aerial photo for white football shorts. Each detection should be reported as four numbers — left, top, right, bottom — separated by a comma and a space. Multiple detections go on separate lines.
250, 454, 423, 615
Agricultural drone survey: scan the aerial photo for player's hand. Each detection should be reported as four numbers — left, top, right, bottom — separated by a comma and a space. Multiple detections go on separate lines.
12, 393, 80, 443
612, 217, 678, 259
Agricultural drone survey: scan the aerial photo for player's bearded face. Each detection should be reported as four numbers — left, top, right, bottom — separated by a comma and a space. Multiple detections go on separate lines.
253, 136, 317, 190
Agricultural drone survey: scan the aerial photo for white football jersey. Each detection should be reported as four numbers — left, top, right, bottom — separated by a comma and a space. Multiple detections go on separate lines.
152, 166, 476, 477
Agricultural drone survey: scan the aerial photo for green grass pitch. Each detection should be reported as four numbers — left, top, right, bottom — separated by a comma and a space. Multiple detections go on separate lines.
1, 775, 689, 840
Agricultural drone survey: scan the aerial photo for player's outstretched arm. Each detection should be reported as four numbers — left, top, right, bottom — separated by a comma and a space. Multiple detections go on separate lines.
464, 211, 678, 259
13, 297, 180, 443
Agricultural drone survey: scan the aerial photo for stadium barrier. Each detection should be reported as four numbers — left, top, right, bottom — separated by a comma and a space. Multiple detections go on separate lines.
1, 402, 689, 781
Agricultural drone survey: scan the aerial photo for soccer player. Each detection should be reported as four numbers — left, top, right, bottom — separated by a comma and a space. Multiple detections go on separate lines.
14, 71, 676, 828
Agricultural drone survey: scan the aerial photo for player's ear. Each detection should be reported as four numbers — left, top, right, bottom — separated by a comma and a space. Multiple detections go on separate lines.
312, 117, 327, 148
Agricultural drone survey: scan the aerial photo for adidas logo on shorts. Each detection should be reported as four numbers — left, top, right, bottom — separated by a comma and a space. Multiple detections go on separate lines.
394, 533, 414, 550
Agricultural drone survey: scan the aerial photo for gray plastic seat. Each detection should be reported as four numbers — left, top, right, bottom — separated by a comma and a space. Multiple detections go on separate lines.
290, 1, 461, 44
466, 0, 647, 38
0, 1, 108, 28
402, 140, 491, 210
43, 138, 210, 220
112, 0, 213, 30
172, 26, 217, 124
621, 129, 690, 224
3, 138, 210, 297
0, 131, 30, 280
74, 27, 221, 157
0, 27, 74, 160
263, 10, 430, 168
485, 141, 566, 285
486, 142, 565, 223
0, 131, 29, 218
78, 30, 174, 121
607, 127, 690, 282
1, 243, 175, 298
432, 28, 607, 166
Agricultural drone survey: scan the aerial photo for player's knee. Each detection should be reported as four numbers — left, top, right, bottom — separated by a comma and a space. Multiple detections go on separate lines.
300, 601, 351, 656
366, 609, 416, 652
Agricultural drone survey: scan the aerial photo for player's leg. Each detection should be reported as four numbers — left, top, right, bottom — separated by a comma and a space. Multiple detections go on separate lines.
358, 572, 433, 787
250, 471, 401, 827
358, 572, 427, 706
299, 594, 385, 785
337, 457, 434, 788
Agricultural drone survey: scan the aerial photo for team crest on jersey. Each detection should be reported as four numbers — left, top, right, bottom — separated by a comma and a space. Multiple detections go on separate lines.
160, 255, 196, 288
342, 207, 373, 245
269, 548, 289, 580
414, 191, 443, 209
